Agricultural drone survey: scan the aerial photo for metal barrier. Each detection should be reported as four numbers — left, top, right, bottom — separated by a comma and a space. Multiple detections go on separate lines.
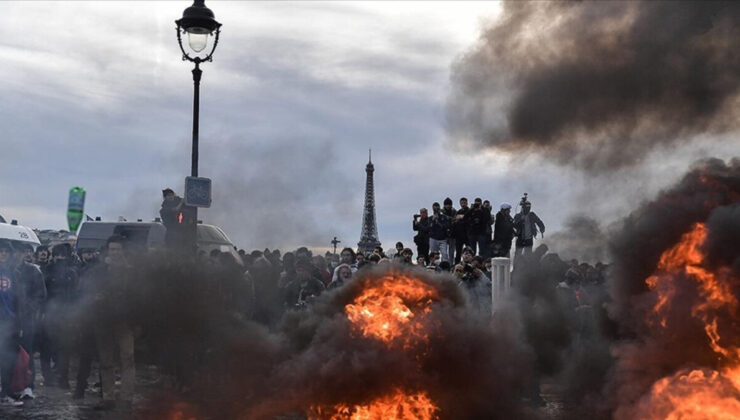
491, 257, 512, 314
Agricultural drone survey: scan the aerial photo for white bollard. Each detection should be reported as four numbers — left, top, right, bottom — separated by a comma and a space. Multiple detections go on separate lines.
491, 257, 512, 315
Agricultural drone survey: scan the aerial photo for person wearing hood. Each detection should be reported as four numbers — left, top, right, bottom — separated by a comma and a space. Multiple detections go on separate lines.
0, 241, 25, 406
41, 243, 79, 389
284, 258, 325, 308
328, 264, 353, 290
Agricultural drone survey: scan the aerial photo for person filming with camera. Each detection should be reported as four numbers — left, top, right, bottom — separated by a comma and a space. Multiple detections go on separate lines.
412, 208, 430, 262
454, 259, 491, 314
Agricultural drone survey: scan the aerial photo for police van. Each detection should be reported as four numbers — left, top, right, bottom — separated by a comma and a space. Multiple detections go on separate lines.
0, 219, 42, 250
75, 220, 240, 261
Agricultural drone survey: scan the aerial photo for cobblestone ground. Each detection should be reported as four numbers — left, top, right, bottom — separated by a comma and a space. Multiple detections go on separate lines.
1, 362, 580, 419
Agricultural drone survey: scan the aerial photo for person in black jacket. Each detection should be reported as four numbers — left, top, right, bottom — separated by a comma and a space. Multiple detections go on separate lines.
428, 202, 451, 263
465, 198, 492, 258
453, 198, 470, 264
492, 204, 515, 258
0, 241, 25, 405
441, 198, 457, 264
83, 235, 137, 411
41, 243, 79, 389
13, 243, 46, 399
73, 248, 100, 399
412, 208, 430, 262
513, 198, 546, 258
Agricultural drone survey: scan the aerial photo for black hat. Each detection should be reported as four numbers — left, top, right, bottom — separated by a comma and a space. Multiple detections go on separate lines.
162, 188, 175, 197
443, 197, 453, 205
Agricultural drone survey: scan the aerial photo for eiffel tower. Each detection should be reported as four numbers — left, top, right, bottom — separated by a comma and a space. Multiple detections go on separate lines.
358, 149, 381, 253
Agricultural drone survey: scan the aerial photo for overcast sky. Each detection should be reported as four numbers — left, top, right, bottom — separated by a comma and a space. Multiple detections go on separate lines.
2, 1, 736, 254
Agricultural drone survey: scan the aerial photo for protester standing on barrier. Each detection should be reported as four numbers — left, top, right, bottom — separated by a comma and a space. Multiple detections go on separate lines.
441, 198, 457, 263
428, 202, 451, 263
492, 203, 515, 258
453, 198, 470, 264
465, 198, 492, 258
513, 194, 545, 258
412, 208, 430, 262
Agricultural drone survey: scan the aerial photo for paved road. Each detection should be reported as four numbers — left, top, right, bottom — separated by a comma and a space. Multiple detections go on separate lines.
1, 366, 580, 419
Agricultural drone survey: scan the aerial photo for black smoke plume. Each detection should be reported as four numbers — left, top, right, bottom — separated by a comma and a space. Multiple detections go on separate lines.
102, 264, 537, 419
543, 215, 608, 263
447, 1, 740, 171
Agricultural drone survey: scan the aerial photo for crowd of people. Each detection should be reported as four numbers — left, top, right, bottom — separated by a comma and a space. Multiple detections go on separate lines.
412, 194, 545, 263
0, 192, 611, 411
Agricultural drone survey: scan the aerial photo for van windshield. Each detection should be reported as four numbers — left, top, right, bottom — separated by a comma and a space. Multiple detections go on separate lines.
197, 225, 231, 244
76, 224, 115, 251
113, 225, 153, 253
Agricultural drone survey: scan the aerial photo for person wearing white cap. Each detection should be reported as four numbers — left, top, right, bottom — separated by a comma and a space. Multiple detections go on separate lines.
513, 197, 545, 257
492, 203, 515, 257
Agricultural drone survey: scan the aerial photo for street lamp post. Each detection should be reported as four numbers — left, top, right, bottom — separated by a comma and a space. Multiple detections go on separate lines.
175, 0, 221, 249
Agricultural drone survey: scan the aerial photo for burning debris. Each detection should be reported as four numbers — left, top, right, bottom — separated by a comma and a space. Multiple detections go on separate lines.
242, 269, 532, 419
630, 223, 740, 419
344, 273, 440, 348
607, 158, 740, 418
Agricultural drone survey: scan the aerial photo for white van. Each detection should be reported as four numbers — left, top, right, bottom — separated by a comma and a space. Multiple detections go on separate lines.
76, 221, 240, 261
0, 221, 42, 250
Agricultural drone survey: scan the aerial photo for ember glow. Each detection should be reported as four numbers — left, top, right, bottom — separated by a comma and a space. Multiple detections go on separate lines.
344, 273, 440, 348
639, 223, 740, 419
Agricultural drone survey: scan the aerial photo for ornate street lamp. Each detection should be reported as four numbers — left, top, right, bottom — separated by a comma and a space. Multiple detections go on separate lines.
176, 0, 221, 179
175, 0, 221, 253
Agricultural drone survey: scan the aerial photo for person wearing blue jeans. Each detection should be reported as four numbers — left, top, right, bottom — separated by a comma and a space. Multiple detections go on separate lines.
428, 202, 451, 263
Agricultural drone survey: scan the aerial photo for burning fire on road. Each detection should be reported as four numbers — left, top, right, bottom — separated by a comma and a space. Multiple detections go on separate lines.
310, 273, 441, 419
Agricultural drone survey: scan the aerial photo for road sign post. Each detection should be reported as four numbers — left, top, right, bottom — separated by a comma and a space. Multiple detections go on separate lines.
184, 176, 212, 208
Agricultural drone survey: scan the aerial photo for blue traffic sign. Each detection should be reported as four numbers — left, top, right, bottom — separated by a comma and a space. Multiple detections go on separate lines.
184, 176, 212, 208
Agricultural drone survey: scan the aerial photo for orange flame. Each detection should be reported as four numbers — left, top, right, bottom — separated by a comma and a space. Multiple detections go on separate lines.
311, 273, 441, 419
639, 223, 740, 419
344, 273, 439, 348
310, 389, 438, 420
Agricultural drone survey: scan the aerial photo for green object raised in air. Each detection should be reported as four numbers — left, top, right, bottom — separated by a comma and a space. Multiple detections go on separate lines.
67, 186, 86, 233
